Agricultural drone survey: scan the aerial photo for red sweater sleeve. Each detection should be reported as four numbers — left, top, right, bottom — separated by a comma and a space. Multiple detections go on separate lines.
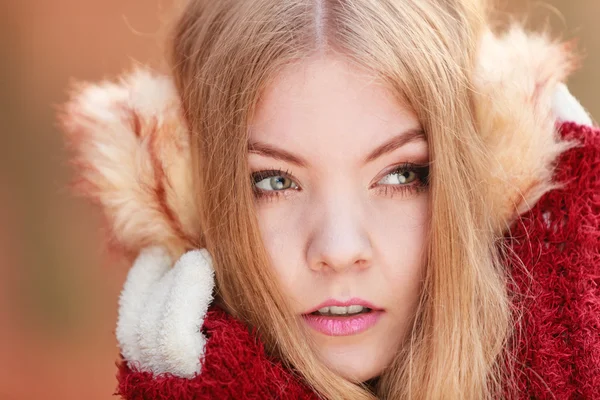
507, 122, 600, 399
115, 307, 319, 400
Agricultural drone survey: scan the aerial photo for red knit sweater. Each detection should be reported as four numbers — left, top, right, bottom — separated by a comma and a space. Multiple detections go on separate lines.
116, 121, 599, 399
507, 121, 600, 399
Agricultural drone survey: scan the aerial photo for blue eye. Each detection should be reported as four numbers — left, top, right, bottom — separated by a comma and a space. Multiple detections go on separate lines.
252, 170, 299, 193
372, 163, 429, 200
378, 169, 418, 185
377, 163, 429, 186
255, 175, 298, 191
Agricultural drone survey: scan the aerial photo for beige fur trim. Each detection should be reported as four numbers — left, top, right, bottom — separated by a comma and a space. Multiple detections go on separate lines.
473, 25, 578, 234
60, 68, 200, 258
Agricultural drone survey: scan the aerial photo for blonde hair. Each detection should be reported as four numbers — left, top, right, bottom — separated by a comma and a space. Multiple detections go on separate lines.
169, 0, 510, 398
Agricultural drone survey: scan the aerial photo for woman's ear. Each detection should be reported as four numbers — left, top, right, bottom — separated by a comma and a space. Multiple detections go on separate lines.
474, 25, 582, 234
59, 68, 200, 259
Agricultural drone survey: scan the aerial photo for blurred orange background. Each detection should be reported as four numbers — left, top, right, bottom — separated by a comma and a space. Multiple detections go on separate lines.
1, 1, 597, 399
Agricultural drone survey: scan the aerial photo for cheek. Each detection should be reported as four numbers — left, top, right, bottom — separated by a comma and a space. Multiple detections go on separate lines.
376, 195, 428, 331
376, 195, 428, 283
254, 201, 310, 302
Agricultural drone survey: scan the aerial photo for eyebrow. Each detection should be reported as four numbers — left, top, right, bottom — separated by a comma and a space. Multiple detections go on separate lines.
247, 127, 426, 167
248, 140, 308, 167
364, 128, 426, 163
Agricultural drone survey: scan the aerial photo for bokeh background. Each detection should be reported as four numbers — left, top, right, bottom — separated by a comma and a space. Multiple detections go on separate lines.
1, 1, 597, 399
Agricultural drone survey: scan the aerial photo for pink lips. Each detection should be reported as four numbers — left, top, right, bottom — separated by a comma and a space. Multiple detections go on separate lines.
302, 298, 383, 337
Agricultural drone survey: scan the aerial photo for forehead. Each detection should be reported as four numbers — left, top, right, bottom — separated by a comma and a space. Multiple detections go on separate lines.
249, 55, 420, 160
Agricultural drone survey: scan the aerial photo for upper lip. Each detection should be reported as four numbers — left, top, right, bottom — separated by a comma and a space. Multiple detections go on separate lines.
303, 298, 383, 314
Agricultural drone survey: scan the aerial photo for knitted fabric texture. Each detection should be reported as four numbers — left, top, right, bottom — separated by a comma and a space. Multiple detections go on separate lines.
508, 122, 600, 399
116, 122, 599, 399
116, 307, 319, 400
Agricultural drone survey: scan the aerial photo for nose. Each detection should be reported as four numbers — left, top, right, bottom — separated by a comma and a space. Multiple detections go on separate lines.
306, 197, 373, 273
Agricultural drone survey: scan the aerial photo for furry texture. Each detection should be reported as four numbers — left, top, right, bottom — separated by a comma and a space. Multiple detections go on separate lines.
60, 69, 200, 259
473, 25, 579, 234
60, 26, 579, 259
116, 307, 319, 400
553, 83, 594, 126
116, 247, 214, 378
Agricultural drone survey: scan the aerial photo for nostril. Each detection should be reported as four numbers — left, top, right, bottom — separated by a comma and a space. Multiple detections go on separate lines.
309, 260, 328, 272
306, 222, 373, 272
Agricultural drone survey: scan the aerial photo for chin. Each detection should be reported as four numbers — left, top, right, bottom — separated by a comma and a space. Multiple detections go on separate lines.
315, 339, 396, 383
337, 364, 381, 383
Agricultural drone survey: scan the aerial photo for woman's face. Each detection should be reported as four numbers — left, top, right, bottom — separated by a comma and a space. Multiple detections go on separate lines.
249, 55, 428, 382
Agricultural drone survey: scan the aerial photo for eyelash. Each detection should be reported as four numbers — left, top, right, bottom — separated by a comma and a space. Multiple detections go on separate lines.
373, 162, 430, 198
251, 168, 296, 201
250, 163, 430, 201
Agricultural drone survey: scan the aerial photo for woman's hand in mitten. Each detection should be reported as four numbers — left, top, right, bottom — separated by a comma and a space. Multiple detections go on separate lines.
116, 247, 215, 378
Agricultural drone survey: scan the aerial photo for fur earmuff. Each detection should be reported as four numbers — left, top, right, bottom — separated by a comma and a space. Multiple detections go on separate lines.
473, 25, 578, 233
60, 25, 579, 255
60, 69, 200, 259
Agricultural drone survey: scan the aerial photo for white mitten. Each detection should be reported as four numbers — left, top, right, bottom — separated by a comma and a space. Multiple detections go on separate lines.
116, 247, 215, 378
552, 83, 593, 127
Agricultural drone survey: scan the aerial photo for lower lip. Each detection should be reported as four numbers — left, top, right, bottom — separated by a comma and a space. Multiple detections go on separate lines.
302, 311, 383, 336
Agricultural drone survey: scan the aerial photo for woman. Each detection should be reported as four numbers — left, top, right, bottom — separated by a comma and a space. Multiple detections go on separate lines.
60, 0, 599, 398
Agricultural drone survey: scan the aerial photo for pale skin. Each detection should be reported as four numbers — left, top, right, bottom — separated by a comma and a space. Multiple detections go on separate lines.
248, 54, 429, 382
